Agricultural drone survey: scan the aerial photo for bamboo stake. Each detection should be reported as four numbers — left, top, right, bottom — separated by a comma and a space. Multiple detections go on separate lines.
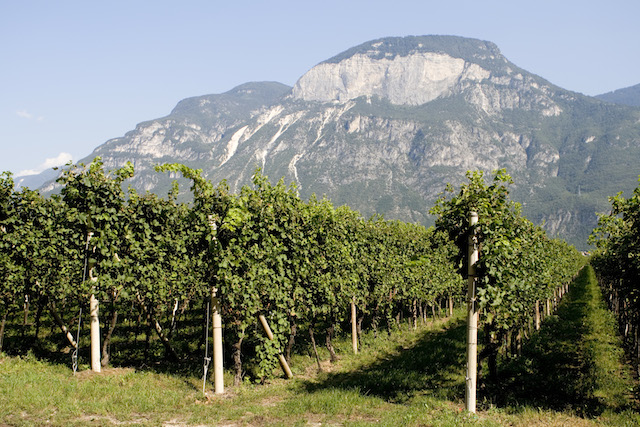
351, 298, 358, 354
258, 314, 293, 379
465, 211, 479, 413
309, 326, 322, 372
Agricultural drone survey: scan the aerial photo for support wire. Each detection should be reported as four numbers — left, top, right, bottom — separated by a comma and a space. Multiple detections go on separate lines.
202, 301, 211, 394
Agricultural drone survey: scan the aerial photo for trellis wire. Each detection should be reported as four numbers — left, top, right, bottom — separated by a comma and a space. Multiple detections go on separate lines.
72, 232, 92, 374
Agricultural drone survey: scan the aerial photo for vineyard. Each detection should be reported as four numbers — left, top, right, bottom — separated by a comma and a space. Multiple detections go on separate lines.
2, 159, 638, 424
591, 176, 640, 376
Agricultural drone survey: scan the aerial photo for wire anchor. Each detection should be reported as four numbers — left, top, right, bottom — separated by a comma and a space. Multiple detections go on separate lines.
202, 301, 211, 394
72, 307, 82, 375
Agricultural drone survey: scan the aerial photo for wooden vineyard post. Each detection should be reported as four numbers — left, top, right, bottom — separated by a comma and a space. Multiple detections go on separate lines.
208, 216, 224, 394
49, 301, 78, 349
86, 232, 101, 373
534, 300, 541, 331
89, 293, 100, 373
351, 297, 358, 354
258, 314, 293, 379
465, 211, 479, 413
212, 287, 224, 394
465, 212, 479, 412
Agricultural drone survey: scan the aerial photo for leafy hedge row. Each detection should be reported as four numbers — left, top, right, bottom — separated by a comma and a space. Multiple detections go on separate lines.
0, 161, 583, 383
590, 177, 640, 373
432, 170, 584, 376
0, 159, 462, 382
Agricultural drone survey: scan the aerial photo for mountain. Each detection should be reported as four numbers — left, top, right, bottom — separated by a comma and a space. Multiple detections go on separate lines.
14, 168, 59, 190
596, 83, 640, 107
44, 35, 640, 250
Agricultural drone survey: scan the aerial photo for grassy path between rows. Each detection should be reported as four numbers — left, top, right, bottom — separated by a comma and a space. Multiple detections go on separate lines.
493, 265, 638, 415
484, 265, 639, 424
0, 265, 638, 426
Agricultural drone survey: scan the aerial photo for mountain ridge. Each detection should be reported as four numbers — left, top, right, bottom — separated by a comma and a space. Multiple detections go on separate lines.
322, 35, 504, 68
596, 83, 640, 107
38, 35, 640, 249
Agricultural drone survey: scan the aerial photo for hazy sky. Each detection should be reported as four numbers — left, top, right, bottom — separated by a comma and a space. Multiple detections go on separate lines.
2, 0, 638, 177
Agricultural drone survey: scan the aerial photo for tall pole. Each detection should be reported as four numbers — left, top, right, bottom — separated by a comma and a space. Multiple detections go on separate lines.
208, 216, 224, 394
351, 297, 358, 354
212, 287, 224, 394
86, 232, 101, 373
89, 291, 101, 372
465, 211, 479, 413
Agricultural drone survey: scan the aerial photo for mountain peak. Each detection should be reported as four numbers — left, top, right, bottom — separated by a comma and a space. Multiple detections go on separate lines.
291, 35, 517, 106
322, 35, 503, 66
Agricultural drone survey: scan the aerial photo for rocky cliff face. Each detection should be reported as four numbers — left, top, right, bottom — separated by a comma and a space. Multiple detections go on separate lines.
293, 51, 490, 105
59, 35, 640, 249
292, 37, 564, 116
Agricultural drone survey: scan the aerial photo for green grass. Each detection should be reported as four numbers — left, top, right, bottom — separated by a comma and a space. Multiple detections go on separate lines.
490, 266, 639, 419
2, 271, 639, 426
0, 317, 490, 426
0, 354, 194, 425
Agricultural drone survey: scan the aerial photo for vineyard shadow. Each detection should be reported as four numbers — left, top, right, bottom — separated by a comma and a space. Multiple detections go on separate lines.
301, 268, 637, 416
0, 308, 210, 379
487, 267, 637, 416
486, 309, 593, 413
301, 319, 467, 403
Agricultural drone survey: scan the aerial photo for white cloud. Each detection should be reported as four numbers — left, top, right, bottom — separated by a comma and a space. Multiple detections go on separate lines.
16, 152, 73, 177
16, 109, 44, 121
17, 109, 33, 119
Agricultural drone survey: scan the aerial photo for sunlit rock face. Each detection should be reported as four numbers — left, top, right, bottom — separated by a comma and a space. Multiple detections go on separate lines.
293, 51, 490, 106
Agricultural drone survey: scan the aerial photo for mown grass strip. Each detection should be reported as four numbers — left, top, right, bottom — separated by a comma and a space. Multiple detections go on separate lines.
1, 292, 638, 426
580, 266, 636, 412
494, 265, 638, 419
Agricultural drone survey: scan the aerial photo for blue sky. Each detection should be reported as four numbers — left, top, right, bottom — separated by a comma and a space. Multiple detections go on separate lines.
2, 0, 639, 177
